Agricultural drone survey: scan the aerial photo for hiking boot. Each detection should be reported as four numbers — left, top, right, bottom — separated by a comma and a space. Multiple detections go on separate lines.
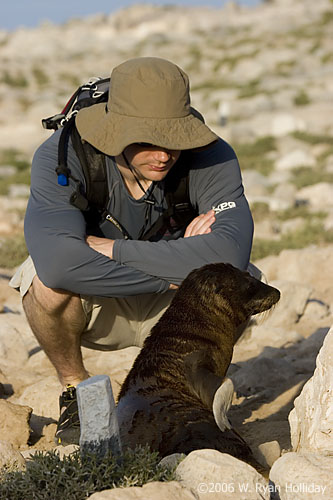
54, 385, 80, 446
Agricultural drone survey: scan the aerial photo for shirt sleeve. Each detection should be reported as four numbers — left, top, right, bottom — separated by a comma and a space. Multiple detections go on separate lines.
24, 133, 169, 297
112, 139, 254, 285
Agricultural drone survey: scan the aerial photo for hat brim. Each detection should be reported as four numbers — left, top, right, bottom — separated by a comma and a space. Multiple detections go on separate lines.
75, 103, 218, 156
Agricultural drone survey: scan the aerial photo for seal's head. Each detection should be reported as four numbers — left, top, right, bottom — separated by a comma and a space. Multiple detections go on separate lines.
179, 262, 280, 325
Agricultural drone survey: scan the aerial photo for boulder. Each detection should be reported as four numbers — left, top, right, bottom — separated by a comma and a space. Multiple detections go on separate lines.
260, 280, 313, 329
0, 400, 32, 448
255, 247, 333, 304
176, 449, 269, 499
269, 452, 333, 500
0, 440, 25, 470
289, 326, 333, 454
297, 182, 333, 209
88, 481, 196, 499
275, 149, 315, 171
12, 376, 60, 420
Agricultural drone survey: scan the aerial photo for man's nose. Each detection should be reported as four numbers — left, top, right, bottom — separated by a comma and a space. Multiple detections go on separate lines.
152, 149, 171, 162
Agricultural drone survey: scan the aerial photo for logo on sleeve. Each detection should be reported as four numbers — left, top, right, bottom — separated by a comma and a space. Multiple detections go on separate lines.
212, 201, 236, 214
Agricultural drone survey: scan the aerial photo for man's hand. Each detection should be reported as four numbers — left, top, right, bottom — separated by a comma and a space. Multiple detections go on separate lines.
86, 235, 114, 259
184, 209, 215, 238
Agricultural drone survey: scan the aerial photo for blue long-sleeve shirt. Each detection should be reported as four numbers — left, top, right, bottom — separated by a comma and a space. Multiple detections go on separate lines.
24, 128, 253, 297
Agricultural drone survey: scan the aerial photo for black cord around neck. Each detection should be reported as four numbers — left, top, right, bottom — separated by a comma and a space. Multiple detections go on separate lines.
122, 152, 157, 205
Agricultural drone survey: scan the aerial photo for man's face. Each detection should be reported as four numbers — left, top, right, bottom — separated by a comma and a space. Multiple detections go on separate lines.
122, 143, 181, 182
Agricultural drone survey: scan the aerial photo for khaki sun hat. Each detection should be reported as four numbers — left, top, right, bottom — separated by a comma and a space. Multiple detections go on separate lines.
75, 57, 218, 156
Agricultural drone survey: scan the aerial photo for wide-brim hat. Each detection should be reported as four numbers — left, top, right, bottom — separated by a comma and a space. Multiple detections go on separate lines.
75, 57, 218, 156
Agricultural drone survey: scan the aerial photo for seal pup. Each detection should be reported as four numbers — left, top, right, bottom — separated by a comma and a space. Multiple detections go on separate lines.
116, 262, 280, 461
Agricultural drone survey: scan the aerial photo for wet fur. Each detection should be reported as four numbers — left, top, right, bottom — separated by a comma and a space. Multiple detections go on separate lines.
116, 263, 280, 462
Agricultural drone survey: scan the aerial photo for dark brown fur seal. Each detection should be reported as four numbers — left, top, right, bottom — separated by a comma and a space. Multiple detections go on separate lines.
116, 263, 280, 462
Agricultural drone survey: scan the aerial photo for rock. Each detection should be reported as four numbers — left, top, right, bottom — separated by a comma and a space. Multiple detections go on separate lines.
253, 440, 281, 469
0, 400, 32, 448
255, 247, 333, 304
262, 280, 313, 328
0, 321, 30, 369
279, 217, 306, 235
12, 375, 60, 420
88, 481, 196, 499
271, 114, 305, 138
270, 183, 297, 210
275, 149, 315, 171
0, 440, 26, 470
0, 166, 17, 177
245, 325, 303, 349
159, 453, 185, 470
289, 326, 333, 454
176, 449, 269, 499
269, 452, 333, 499
297, 182, 333, 209
8, 184, 30, 198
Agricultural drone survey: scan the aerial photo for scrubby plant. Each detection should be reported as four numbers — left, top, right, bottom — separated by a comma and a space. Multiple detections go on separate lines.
289, 167, 333, 189
1, 71, 28, 88
234, 136, 276, 175
293, 89, 311, 106
252, 220, 333, 260
291, 131, 333, 145
32, 66, 49, 87
0, 148, 30, 170
0, 234, 29, 268
0, 446, 179, 500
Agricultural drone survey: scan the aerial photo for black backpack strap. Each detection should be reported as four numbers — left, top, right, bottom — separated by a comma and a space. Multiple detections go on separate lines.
70, 125, 109, 212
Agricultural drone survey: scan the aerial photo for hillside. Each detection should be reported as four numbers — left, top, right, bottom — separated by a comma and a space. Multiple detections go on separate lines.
0, 1, 333, 497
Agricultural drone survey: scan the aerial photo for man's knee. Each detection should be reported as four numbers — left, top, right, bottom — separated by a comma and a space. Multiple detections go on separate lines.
23, 275, 79, 317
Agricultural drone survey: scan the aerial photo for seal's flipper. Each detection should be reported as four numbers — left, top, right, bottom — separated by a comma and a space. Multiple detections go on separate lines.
212, 377, 234, 432
184, 350, 223, 408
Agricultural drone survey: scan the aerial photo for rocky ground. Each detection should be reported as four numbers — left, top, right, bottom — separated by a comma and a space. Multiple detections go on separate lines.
0, 0, 333, 498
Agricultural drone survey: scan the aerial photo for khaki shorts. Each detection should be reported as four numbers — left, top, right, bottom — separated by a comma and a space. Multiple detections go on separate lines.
9, 256, 176, 351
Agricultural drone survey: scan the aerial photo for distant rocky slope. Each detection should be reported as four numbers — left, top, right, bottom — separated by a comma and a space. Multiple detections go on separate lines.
0, 0, 332, 261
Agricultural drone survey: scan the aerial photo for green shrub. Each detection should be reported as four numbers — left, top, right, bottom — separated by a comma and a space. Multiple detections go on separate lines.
0, 234, 28, 268
289, 167, 333, 189
0, 446, 179, 500
293, 90, 311, 106
252, 221, 333, 260
1, 71, 28, 88
291, 131, 333, 145
235, 136, 276, 175
0, 149, 30, 170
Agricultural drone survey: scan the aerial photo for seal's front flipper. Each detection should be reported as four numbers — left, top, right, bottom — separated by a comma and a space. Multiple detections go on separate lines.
184, 350, 223, 408
212, 377, 234, 432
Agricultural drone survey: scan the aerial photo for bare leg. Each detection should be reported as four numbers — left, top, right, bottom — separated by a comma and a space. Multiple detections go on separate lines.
23, 276, 89, 387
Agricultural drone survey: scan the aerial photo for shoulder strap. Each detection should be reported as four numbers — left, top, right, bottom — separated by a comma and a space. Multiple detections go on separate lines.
70, 125, 109, 212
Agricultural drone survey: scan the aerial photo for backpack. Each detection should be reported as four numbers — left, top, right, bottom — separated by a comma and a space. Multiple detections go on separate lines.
42, 77, 197, 241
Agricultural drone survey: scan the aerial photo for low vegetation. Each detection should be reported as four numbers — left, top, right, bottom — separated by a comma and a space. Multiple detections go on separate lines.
0, 446, 179, 500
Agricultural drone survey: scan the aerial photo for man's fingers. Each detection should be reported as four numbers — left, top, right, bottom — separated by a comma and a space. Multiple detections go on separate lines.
185, 210, 215, 237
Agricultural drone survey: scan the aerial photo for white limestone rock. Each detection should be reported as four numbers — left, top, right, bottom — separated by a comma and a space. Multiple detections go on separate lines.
297, 182, 333, 209
262, 280, 313, 328
176, 449, 269, 499
275, 149, 315, 171
289, 326, 333, 454
88, 481, 196, 499
269, 452, 333, 500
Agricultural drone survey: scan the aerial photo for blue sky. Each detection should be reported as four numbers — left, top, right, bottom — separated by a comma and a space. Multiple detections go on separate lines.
1, 0, 261, 31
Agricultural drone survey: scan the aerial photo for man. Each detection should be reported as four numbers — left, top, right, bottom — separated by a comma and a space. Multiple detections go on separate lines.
10, 57, 254, 445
